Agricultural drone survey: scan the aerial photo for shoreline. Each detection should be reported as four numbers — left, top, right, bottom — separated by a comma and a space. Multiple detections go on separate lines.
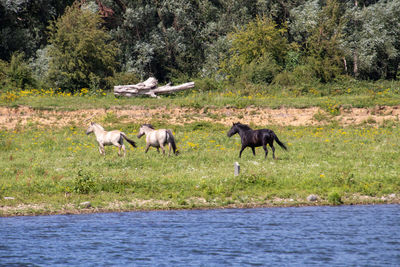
1, 196, 399, 217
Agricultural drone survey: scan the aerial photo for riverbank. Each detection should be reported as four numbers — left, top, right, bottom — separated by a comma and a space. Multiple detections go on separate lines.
1, 194, 400, 217
1, 105, 399, 217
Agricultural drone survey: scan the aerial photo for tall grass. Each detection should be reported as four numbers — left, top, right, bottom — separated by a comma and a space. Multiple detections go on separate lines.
1, 120, 399, 216
1, 79, 400, 110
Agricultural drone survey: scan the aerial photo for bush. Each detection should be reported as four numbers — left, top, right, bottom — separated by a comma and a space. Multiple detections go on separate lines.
327, 191, 343, 205
47, 2, 119, 92
106, 72, 141, 89
194, 77, 223, 92
241, 55, 282, 84
73, 170, 96, 194
0, 52, 36, 90
220, 16, 289, 83
274, 64, 318, 86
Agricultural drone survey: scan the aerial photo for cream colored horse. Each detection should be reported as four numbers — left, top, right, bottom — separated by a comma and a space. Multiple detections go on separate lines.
137, 124, 178, 156
86, 122, 136, 156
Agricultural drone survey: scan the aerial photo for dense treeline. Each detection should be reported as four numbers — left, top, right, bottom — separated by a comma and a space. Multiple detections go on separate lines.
1, 0, 399, 92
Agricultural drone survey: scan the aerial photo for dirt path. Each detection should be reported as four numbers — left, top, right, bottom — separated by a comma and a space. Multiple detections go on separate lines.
1, 105, 399, 129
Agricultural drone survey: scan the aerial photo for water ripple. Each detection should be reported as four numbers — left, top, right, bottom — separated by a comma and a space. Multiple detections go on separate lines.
1, 205, 399, 266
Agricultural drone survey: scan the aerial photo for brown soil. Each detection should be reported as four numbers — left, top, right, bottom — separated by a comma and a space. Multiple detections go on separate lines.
1, 105, 400, 130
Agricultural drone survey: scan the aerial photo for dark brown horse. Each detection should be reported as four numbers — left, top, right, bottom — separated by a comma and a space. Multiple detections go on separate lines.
227, 122, 287, 159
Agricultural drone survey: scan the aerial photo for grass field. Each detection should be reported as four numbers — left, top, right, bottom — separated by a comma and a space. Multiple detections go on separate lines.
2, 79, 400, 111
1, 114, 399, 216
1, 83, 400, 216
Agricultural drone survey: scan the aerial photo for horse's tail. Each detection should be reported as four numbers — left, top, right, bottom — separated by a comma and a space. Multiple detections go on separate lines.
273, 132, 287, 150
121, 132, 137, 148
166, 129, 178, 155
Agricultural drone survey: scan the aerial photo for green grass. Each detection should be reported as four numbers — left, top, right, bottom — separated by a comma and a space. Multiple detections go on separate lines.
1, 80, 400, 215
6, 93, 400, 110
1, 78, 400, 111
1, 120, 399, 216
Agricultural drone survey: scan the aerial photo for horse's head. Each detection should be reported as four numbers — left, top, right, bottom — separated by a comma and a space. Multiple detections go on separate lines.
86, 122, 95, 135
86, 122, 104, 135
227, 123, 239, 137
137, 126, 145, 138
137, 124, 153, 138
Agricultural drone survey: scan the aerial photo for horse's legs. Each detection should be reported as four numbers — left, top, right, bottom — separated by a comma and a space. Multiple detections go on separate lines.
239, 146, 246, 158
98, 143, 105, 155
113, 140, 124, 157
269, 142, 276, 159
159, 143, 166, 155
168, 142, 172, 156
262, 144, 269, 159
251, 147, 256, 156
145, 144, 150, 153
120, 144, 126, 157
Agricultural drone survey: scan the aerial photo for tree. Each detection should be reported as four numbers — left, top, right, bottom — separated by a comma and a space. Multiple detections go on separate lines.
47, 2, 119, 91
114, 0, 208, 81
220, 16, 289, 84
304, 0, 345, 83
288, 0, 320, 45
341, 0, 400, 80
0, 0, 74, 61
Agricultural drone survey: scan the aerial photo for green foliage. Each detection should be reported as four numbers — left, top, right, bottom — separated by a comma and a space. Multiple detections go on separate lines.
0, 52, 36, 90
241, 54, 282, 84
194, 77, 223, 92
304, 0, 344, 83
115, 0, 211, 81
7, 52, 36, 89
47, 2, 119, 91
0, 59, 8, 89
0, 0, 74, 60
106, 72, 140, 89
1, 0, 400, 87
327, 191, 343, 205
220, 16, 289, 84
29, 46, 51, 88
341, 0, 400, 80
2, 0, 400, 89
289, 0, 320, 44
273, 64, 320, 91
73, 170, 96, 194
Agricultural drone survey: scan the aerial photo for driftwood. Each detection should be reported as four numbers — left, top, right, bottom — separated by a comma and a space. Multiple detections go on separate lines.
114, 77, 195, 98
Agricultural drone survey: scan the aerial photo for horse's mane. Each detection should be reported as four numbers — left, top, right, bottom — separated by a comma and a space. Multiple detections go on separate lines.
92, 123, 105, 131
234, 123, 252, 130
141, 124, 155, 129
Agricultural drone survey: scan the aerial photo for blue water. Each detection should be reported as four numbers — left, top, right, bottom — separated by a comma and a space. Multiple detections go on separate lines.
1, 205, 399, 266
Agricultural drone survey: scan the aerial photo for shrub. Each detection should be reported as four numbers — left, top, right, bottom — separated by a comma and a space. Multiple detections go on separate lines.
220, 16, 289, 83
73, 170, 96, 194
0, 52, 36, 90
327, 191, 343, 205
47, 2, 119, 92
106, 72, 140, 89
273, 64, 318, 86
241, 55, 282, 84
194, 77, 223, 92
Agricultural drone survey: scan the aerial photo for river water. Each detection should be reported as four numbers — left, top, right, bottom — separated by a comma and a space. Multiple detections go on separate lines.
1, 204, 399, 266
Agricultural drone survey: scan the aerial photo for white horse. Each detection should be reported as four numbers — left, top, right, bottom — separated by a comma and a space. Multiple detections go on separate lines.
137, 124, 178, 156
86, 122, 136, 156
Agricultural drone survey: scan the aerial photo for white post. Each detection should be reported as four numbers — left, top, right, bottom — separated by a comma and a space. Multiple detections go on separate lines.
234, 162, 240, 176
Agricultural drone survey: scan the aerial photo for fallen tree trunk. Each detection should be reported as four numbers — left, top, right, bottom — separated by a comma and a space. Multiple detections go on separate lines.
114, 77, 195, 97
